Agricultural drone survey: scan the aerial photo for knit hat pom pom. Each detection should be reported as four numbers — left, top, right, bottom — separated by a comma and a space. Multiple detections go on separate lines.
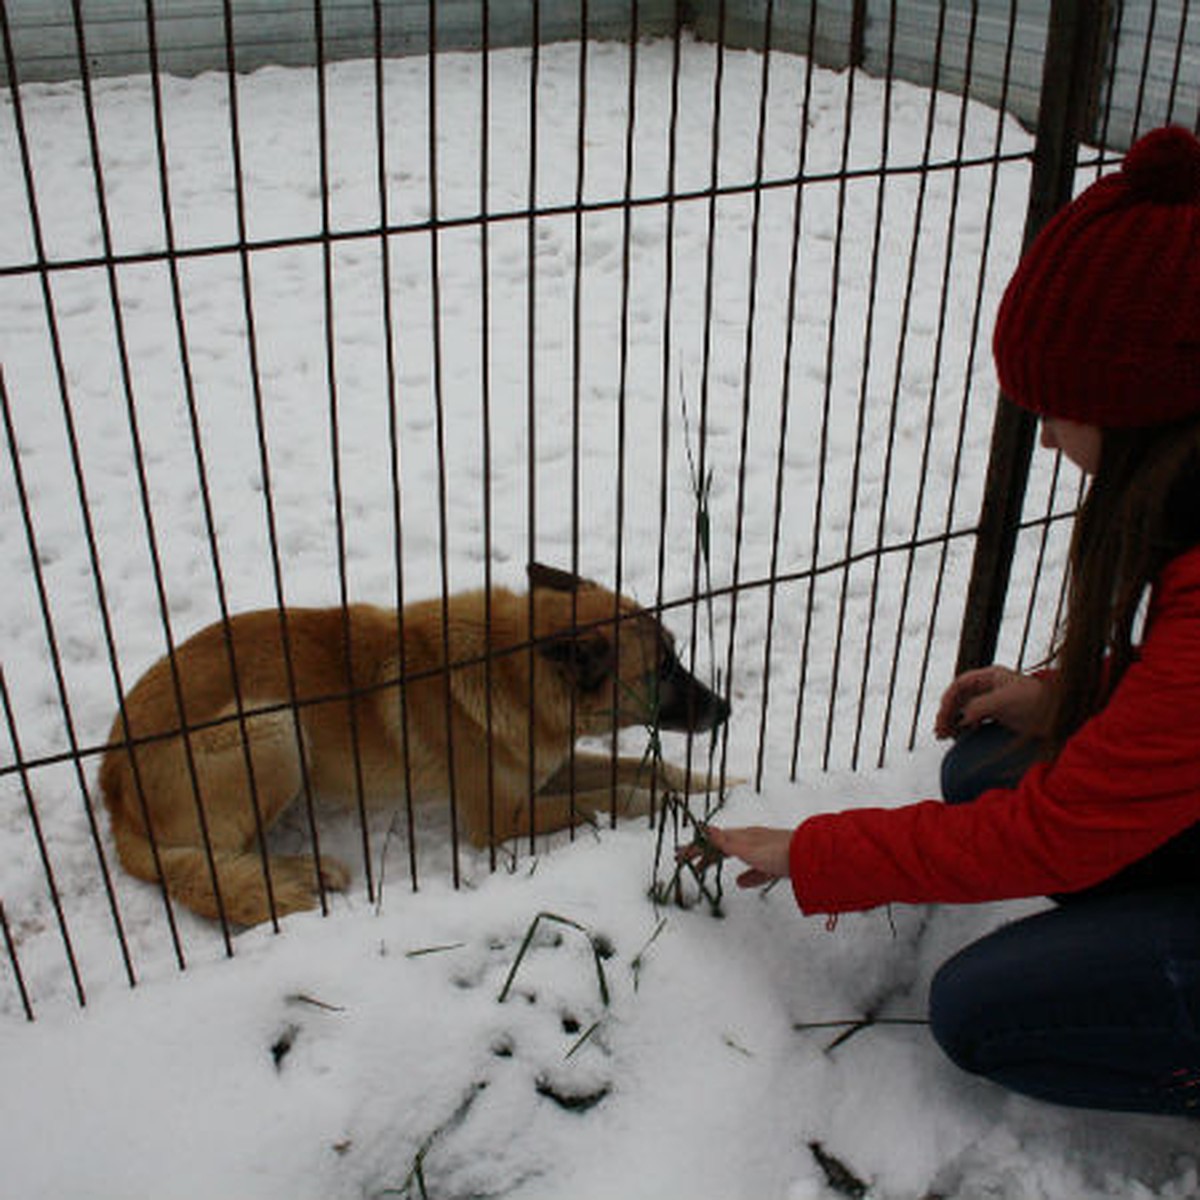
1121, 126, 1200, 203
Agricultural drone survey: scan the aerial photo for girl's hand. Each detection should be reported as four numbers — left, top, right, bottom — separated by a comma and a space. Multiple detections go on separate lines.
935, 665, 1050, 740
679, 825, 793, 889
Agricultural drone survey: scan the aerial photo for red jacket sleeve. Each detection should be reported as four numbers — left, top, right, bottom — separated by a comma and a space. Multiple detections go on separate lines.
789, 548, 1200, 915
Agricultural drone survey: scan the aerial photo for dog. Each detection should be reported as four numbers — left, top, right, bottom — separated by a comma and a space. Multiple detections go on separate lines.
99, 563, 730, 925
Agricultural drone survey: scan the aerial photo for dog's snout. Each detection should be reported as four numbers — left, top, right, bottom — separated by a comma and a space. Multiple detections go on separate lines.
655, 655, 730, 733
696, 686, 729, 729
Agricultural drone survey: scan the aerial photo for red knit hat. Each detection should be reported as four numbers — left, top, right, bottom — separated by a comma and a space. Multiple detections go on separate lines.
993, 125, 1200, 428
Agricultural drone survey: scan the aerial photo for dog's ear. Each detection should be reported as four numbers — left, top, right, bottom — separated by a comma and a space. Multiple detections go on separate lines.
527, 562, 582, 593
538, 632, 613, 692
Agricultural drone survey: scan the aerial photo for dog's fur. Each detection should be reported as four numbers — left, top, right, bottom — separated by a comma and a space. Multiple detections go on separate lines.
99, 564, 729, 926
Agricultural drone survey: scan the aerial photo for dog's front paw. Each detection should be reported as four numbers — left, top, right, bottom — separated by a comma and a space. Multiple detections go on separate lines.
656, 761, 741, 795
267, 853, 350, 918
317, 853, 351, 893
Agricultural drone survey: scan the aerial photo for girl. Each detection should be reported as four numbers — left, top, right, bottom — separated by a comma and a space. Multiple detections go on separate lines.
692, 125, 1200, 1116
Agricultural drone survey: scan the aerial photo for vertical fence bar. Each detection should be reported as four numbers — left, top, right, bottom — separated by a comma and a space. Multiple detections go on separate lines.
648, 4, 687, 891
906, 0, 1024, 750
608, 0, 639, 821
672, 0, 722, 823
719, 0, 774, 791
832, 0, 899, 771
69, 0, 213, 964
653, 4, 686, 634
524, 0, 542, 856
1094, 0, 1125, 151
849, 0, 868, 67
683, 0, 728, 798
0, 898, 34, 1022
882, 0, 980, 759
790, 6, 858, 777
478, 0, 498, 871
372, 0, 420, 899
425, 0, 462, 885
1, 4, 145, 979
753, 0, 818, 791
955, 0, 1112, 675
314, 0, 375, 906
1164, 0, 1193, 126
867, 0, 951, 766
845, 0, 902, 768
145, 0, 266, 958
680, 6, 720, 798
0, 664, 84, 1011
156, 9, 282, 945
1128, 0, 1159, 139
567, 2, 589, 829
220, 0, 326, 925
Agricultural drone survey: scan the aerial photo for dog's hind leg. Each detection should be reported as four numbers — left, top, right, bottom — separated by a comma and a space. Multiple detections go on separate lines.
111, 820, 350, 925
109, 707, 349, 925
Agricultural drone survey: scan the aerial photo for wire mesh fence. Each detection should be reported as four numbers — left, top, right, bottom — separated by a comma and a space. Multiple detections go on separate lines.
1, 0, 1197, 1016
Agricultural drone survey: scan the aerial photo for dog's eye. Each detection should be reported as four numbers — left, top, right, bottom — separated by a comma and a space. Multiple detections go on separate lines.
658, 654, 678, 680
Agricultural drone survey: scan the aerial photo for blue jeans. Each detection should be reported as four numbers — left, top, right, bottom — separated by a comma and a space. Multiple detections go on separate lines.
928, 724, 1200, 1115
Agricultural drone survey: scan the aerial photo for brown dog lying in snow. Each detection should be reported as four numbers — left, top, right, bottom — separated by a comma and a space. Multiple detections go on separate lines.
100, 564, 730, 925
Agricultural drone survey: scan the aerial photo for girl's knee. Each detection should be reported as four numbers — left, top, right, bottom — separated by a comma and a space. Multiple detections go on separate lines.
928, 944, 989, 1074
928, 893, 1200, 1114
939, 723, 1037, 805
926, 914, 1045, 1076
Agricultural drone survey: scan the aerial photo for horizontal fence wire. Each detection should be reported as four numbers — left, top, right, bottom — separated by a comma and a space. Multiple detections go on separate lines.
0, 153, 1037, 281
0, 523, 1083, 784
0, 0, 1193, 1018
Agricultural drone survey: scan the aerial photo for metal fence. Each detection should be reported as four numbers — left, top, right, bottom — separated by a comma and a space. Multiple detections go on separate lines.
1, 0, 1197, 1017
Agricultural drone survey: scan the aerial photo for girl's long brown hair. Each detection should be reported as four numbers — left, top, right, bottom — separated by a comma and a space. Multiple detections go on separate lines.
1043, 411, 1200, 756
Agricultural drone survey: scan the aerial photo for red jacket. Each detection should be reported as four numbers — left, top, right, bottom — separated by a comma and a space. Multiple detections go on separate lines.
790, 545, 1200, 915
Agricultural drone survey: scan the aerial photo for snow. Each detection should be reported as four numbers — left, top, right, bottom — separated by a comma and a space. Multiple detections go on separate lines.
1, 35, 1196, 1200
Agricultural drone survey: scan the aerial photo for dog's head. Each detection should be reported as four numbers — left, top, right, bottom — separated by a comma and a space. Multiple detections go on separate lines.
528, 563, 730, 736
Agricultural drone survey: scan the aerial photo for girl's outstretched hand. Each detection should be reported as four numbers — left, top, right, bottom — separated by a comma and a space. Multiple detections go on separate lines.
679, 824, 793, 889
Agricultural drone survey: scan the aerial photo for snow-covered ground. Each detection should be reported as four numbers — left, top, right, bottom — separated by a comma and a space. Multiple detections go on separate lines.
2, 36, 1195, 1200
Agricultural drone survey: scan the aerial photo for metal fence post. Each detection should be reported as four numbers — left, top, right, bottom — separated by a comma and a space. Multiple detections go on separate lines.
849, 0, 867, 67
954, 0, 1112, 674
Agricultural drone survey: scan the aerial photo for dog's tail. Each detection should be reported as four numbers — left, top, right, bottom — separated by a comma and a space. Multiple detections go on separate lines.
98, 746, 160, 879
99, 760, 181, 905
98, 748, 148, 874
